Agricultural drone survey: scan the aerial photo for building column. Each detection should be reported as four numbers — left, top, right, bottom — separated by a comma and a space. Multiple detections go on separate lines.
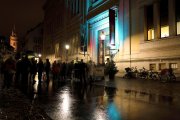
144, 6, 148, 41
153, 2, 161, 39
169, 0, 176, 36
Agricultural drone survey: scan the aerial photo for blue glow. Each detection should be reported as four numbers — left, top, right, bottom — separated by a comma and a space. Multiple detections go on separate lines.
88, 8, 122, 61
107, 102, 122, 120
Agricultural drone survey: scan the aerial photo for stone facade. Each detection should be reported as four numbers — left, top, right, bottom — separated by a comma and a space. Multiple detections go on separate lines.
24, 23, 43, 56
43, 0, 180, 76
86, 0, 180, 76
43, 0, 86, 63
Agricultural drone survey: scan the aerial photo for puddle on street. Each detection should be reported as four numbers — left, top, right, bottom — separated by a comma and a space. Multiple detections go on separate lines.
21, 77, 180, 120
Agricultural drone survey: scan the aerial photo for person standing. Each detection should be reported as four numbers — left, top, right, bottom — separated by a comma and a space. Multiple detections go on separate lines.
15, 58, 22, 86
79, 59, 87, 84
21, 55, 31, 92
37, 58, 44, 84
87, 60, 95, 84
30, 58, 37, 83
45, 58, 51, 84
2, 56, 16, 89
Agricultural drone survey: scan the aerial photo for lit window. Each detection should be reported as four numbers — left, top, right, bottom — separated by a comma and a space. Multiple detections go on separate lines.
176, 0, 180, 35
170, 63, 178, 69
147, 5, 154, 40
161, 26, 169, 38
160, 0, 169, 38
148, 29, 154, 40
177, 22, 180, 34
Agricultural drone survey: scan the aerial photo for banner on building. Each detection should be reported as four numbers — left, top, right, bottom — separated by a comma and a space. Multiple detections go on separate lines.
109, 9, 115, 46
80, 24, 87, 56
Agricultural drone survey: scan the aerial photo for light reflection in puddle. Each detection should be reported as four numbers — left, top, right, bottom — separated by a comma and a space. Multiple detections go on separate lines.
56, 88, 73, 120
26, 79, 180, 120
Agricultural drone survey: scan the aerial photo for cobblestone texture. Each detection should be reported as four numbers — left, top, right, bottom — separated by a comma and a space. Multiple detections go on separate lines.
0, 75, 52, 120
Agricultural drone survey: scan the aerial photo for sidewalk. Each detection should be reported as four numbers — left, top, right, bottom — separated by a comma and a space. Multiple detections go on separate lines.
0, 74, 52, 120
93, 76, 180, 98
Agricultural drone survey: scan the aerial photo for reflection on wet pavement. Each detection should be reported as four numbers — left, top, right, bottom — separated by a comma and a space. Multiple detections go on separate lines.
21, 75, 180, 120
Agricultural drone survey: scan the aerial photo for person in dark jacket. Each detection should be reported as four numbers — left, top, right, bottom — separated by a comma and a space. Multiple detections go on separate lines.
45, 58, 51, 84
15, 58, 22, 85
2, 56, 16, 89
30, 58, 37, 83
79, 59, 87, 84
21, 55, 31, 91
37, 58, 44, 84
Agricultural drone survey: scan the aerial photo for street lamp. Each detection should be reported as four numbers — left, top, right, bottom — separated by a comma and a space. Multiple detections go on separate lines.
38, 54, 42, 58
65, 44, 69, 62
99, 31, 105, 64
100, 31, 106, 41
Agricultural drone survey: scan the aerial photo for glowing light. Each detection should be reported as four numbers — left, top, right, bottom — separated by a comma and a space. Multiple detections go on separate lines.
57, 89, 72, 119
93, 107, 108, 120
38, 54, 42, 57
100, 31, 106, 40
65, 44, 70, 50
61, 92, 70, 113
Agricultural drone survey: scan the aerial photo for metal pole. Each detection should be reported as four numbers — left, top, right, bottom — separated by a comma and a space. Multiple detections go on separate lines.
66, 50, 68, 62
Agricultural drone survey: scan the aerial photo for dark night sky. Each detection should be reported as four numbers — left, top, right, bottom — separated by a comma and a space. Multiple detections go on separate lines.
0, 0, 45, 38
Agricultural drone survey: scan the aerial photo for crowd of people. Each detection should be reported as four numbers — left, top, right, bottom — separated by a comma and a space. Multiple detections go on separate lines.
0, 55, 96, 91
51, 59, 95, 84
0, 55, 51, 90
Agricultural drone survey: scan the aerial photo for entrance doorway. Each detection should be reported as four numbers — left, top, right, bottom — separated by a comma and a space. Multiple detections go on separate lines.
98, 28, 110, 64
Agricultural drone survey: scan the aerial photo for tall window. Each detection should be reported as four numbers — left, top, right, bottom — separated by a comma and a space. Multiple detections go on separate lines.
160, 0, 169, 38
77, 0, 79, 13
91, 0, 99, 3
147, 5, 154, 40
176, 0, 180, 35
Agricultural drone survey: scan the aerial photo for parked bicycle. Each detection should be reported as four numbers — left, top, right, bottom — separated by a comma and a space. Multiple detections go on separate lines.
138, 67, 149, 79
148, 70, 160, 80
159, 68, 176, 82
123, 67, 138, 79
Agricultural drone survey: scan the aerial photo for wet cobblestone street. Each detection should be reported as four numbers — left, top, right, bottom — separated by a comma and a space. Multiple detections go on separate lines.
1, 73, 180, 120
0, 74, 52, 120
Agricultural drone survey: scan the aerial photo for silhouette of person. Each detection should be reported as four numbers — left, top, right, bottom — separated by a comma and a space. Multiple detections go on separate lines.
2, 56, 16, 89
79, 59, 87, 84
37, 58, 44, 84
45, 58, 51, 84
30, 58, 37, 83
21, 55, 31, 92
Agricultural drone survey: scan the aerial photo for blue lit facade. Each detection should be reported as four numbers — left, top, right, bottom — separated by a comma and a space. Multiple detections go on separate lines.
86, 0, 130, 74
43, 0, 180, 76
86, 0, 180, 76
86, 0, 120, 64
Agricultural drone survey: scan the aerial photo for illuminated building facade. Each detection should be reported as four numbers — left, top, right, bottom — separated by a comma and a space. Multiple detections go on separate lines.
10, 26, 18, 52
43, 0, 180, 76
43, 0, 86, 63
24, 23, 43, 58
86, 0, 180, 76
